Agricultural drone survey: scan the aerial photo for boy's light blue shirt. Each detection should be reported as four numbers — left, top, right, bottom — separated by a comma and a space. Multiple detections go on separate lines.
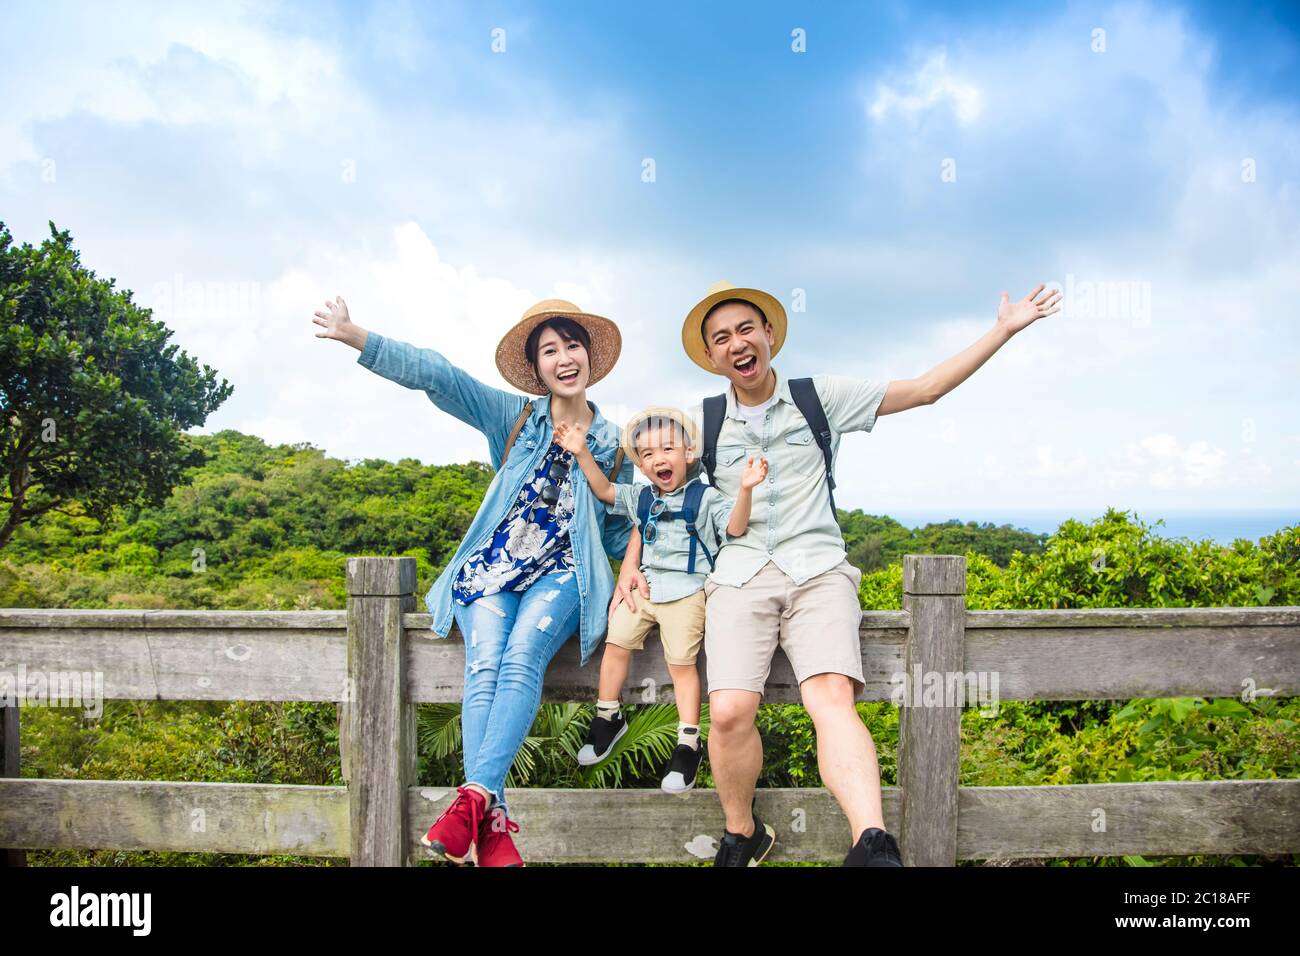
356, 331, 634, 667
611, 476, 734, 604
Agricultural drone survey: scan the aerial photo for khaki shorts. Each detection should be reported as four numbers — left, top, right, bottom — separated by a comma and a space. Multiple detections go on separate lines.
703, 558, 864, 695
606, 589, 706, 665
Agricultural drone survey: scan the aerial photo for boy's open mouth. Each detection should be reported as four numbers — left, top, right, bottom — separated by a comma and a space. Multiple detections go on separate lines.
655, 468, 673, 484
556, 368, 580, 384
734, 354, 758, 377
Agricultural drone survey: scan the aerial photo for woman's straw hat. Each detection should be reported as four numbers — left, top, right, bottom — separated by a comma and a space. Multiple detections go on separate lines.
681, 281, 787, 374
495, 298, 622, 395
621, 405, 701, 463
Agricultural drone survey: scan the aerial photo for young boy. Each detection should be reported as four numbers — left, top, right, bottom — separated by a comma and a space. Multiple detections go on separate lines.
553, 406, 767, 792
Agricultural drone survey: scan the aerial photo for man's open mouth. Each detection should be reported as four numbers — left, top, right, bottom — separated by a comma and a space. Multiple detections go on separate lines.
733, 355, 757, 376
556, 368, 580, 384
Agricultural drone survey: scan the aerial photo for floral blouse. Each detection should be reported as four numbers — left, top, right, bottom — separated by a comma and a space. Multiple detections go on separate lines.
452, 441, 576, 604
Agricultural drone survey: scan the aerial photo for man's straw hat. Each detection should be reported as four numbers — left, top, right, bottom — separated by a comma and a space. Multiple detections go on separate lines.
681, 281, 787, 375
621, 405, 700, 463
495, 298, 622, 395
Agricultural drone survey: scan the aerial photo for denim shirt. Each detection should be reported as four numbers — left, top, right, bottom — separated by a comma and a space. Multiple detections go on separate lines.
356, 332, 634, 666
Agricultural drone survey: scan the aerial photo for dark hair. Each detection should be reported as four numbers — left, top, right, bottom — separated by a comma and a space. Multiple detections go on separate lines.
700, 297, 768, 350
525, 316, 592, 382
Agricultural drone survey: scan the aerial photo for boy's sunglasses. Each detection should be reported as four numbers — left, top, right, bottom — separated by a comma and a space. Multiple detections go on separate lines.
641, 497, 668, 545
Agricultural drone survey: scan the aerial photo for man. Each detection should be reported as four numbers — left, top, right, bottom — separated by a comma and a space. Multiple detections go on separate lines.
611, 280, 1060, 866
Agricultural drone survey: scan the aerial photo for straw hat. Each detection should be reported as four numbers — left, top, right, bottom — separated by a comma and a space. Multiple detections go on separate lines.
495, 298, 622, 395
681, 281, 787, 374
621, 405, 700, 463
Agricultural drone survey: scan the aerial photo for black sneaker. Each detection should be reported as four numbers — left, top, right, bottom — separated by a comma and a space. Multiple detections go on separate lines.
842, 827, 903, 866
713, 816, 776, 866
660, 742, 704, 793
576, 712, 627, 766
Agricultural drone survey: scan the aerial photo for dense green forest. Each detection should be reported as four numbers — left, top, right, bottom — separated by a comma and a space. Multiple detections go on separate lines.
5, 430, 1298, 867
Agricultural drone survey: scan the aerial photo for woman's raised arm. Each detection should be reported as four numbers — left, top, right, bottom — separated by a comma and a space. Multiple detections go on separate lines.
315, 295, 525, 466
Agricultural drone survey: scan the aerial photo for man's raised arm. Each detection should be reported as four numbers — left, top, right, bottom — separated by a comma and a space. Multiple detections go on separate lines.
875, 283, 1062, 417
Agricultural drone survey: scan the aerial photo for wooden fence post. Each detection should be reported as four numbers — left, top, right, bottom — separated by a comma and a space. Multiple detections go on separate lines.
1, 703, 26, 866
899, 554, 967, 866
346, 556, 418, 866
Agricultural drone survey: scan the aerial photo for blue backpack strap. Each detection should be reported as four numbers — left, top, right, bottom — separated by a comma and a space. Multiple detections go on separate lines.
787, 376, 838, 524
636, 483, 656, 532
701, 394, 727, 487
680, 481, 715, 574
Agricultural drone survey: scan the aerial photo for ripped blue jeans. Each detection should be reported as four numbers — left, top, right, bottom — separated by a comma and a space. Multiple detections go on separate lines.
451, 569, 582, 817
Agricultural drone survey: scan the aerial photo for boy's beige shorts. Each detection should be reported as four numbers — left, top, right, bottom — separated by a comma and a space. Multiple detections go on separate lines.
606, 589, 706, 666
703, 558, 864, 695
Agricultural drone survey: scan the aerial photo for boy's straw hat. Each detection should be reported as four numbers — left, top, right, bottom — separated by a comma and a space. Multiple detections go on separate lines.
495, 298, 622, 395
681, 280, 787, 374
621, 405, 700, 463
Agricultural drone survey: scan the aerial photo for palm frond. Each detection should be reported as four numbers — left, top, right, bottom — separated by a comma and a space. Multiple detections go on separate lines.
416, 703, 462, 760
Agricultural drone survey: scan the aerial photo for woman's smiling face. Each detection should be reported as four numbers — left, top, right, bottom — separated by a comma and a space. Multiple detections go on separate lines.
533, 325, 590, 395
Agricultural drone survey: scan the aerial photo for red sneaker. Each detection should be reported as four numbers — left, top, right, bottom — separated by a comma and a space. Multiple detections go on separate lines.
476, 807, 524, 867
420, 786, 487, 865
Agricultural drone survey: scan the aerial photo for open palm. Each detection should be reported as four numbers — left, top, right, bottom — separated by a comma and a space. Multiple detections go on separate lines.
997, 284, 1061, 334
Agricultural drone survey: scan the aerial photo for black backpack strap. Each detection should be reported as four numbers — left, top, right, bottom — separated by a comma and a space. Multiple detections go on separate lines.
787, 377, 838, 522
498, 398, 532, 468
701, 394, 727, 486
680, 480, 715, 574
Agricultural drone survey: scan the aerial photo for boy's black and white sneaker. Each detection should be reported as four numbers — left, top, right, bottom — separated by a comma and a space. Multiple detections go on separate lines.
713, 816, 776, 866
660, 742, 704, 793
842, 827, 903, 866
576, 712, 628, 766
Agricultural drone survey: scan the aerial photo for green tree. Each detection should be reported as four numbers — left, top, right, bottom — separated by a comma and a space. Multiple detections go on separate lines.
0, 221, 231, 548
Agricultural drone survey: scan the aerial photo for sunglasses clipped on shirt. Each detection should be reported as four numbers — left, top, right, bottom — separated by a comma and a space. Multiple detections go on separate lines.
526, 454, 571, 521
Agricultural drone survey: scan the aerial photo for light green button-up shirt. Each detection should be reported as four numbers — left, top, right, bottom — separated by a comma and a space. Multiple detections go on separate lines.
685, 366, 887, 588
611, 475, 734, 603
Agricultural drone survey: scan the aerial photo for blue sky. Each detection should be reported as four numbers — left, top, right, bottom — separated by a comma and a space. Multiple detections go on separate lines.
2, 0, 1297, 515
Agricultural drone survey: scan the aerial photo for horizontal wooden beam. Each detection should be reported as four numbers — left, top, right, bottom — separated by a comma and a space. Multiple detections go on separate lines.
0, 778, 349, 857
3, 777, 1296, 862
3, 607, 1297, 703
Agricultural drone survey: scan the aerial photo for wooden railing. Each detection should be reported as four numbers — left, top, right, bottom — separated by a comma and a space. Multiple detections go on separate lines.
1, 555, 1297, 865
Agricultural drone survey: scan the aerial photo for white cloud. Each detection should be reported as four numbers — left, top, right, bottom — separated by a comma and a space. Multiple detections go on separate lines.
868, 51, 983, 126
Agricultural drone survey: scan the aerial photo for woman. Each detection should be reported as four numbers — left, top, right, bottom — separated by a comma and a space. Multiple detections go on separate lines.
313, 295, 633, 866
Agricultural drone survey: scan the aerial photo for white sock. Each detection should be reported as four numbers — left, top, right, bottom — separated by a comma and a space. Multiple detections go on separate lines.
596, 698, 621, 721
678, 722, 700, 749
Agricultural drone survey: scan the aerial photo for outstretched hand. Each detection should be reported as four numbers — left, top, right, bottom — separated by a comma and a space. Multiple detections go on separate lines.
312, 295, 365, 350
740, 455, 769, 490
996, 284, 1062, 335
553, 419, 589, 455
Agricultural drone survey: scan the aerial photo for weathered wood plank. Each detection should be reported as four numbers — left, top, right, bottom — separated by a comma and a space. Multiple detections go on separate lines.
967, 607, 1300, 628
408, 785, 898, 863
346, 557, 417, 867
899, 554, 965, 866
957, 779, 1300, 859
965, 625, 1300, 700
0, 609, 346, 629
1, 703, 25, 866
0, 626, 349, 702
0, 778, 348, 857
406, 622, 912, 705
4, 778, 1294, 861
3, 607, 1297, 703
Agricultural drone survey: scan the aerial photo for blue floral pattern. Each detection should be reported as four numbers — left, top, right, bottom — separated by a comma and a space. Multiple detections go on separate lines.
452, 442, 576, 603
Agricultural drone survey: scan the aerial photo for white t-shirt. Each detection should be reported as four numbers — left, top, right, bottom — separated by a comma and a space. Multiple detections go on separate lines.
735, 393, 777, 435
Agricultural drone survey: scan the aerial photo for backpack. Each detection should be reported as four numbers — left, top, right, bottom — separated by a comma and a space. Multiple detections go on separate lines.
700, 377, 839, 522
500, 398, 625, 481
635, 481, 716, 574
